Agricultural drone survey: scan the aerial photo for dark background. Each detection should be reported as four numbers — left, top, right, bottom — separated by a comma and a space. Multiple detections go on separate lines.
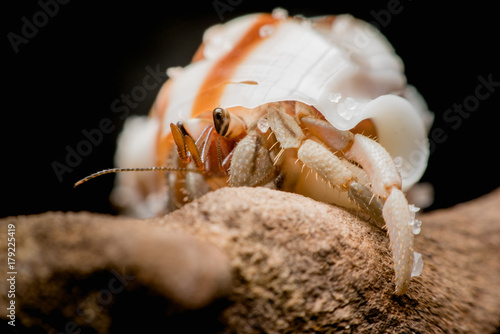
3, 0, 499, 218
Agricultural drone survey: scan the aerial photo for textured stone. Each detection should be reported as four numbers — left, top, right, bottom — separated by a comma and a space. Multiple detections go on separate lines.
1, 187, 500, 333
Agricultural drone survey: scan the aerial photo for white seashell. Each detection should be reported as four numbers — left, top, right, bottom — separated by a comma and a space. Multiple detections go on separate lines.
113, 12, 432, 218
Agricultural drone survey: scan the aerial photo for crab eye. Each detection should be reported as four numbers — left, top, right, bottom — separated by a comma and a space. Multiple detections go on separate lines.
213, 107, 230, 136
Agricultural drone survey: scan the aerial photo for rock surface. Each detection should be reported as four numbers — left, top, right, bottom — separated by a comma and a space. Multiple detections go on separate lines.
1, 187, 500, 333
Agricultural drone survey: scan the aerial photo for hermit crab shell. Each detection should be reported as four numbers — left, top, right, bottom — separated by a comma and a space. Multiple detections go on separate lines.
112, 12, 432, 217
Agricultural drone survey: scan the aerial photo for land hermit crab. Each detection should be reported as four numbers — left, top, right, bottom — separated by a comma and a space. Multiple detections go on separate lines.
76, 9, 433, 295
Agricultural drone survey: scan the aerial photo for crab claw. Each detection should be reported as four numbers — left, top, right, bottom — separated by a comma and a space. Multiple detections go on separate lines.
345, 134, 420, 294
383, 188, 414, 295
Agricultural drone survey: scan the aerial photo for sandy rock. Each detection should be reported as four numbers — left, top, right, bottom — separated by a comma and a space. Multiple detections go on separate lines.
1, 187, 500, 333
0, 213, 231, 333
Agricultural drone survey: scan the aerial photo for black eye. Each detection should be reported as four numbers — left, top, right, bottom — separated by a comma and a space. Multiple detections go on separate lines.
213, 108, 229, 136
214, 108, 223, 120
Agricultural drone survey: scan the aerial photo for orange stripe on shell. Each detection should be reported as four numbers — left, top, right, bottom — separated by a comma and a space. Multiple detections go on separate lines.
191, 14, 282, 117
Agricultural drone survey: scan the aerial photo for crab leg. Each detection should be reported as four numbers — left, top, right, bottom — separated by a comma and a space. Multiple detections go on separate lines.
382, 188, 414, 294
297, 139, 355, 190
170, 120, 218, 172
344, 134, 414, 295
266, 104, 416, 294
347, 182, 385, 229
170, 122, 190, 164
228, 129, 277, 187
344, 134, 401, 198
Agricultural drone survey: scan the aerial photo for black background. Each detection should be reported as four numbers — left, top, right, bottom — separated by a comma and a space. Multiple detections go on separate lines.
3, 0, 499, 218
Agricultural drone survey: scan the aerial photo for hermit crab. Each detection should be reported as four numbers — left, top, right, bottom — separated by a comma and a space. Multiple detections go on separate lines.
76, 9, 433, 295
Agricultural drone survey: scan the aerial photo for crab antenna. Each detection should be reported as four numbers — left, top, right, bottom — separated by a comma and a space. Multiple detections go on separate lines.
74, 167, 204, 188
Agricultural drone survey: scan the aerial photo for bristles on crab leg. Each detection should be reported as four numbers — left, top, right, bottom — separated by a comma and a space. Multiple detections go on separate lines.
273, 147, 286, 166
348, 182, 385, 229
196, 125, 216, 166
297, 139, 355, 189
268, 140, 280, 152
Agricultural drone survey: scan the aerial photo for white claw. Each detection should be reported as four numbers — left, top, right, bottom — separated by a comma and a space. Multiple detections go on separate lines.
345, 134, 402, 199
382, 188, 414, 295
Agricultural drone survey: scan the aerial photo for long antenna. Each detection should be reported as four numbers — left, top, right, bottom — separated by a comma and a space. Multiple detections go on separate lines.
74, 167, 204, 188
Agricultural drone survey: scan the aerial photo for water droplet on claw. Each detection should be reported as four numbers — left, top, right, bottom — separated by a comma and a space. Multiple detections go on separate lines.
412, 219, 422, 235
411, 252, 423, 277
408, 204, 422, 234
409, 204, 420, 213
